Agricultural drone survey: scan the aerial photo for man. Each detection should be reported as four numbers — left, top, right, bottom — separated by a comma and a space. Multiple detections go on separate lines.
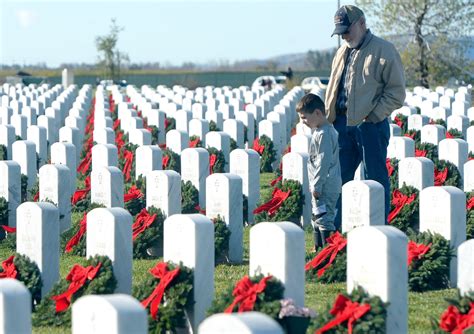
325, 5, 406, 227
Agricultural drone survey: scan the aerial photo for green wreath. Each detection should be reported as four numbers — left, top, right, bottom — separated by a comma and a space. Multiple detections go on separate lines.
181, 181, 199, 214
124, 184, 146, 217
230, 138, 238, 151
60, 203, 106, 257
0, 144, 7, 160
446, 128, 464, 139
165, 117, 176, 133
257, 135, 276, 173
393, 113, 408, 134
189, 135, 203, 148
33, 255, 117, 327
310, 286, 388, 334
119, 143, 139, 184
207, 274, 284, 320
0, 197, 8, 227
0, 198, 15, 249
0, 253, 42, 306
213, 215, 231, 264
254, 179, 303, 224
305, 244, 347, 284
20, 174, 28, 203
133, 206, 165, 259
162, 148, 181, 173
404, 129, 420, 143
29, 178, 39, 202
432, 119, 447, 128
431, 290, 474, 333
132, 261, 194, 334
389, 185, 419, 234
435, 160, 462, 188
466, 192, 474, 240
415, 142, 438, 161
148, 125, 159, 145
387, 158, 399, 192
408, 231, 452, 292
209, 120, 220, 132
207, 147, 225, 174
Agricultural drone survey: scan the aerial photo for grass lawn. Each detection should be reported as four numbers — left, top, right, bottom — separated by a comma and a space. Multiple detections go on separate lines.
1, 173, 455, 333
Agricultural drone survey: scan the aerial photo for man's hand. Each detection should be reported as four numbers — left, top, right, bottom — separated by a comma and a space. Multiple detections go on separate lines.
313, 191, 320, 199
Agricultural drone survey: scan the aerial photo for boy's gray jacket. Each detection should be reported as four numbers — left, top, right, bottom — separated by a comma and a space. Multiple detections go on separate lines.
308, 124, 342, 194
325, 30, 406, 126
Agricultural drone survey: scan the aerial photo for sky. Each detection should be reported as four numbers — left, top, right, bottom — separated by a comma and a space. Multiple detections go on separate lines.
0, 0, 356, 67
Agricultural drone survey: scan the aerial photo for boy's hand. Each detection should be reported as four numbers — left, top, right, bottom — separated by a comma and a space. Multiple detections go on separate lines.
313, 191, 320, 199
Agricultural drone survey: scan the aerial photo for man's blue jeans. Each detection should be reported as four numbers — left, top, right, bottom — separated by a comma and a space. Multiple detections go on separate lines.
333, 114, 391, 229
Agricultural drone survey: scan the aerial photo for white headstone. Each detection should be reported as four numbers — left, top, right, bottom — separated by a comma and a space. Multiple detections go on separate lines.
26, 125, 48, 167
457, 239, 474, 296
92, 144, 118, 170
420, 124, 446, 145
347, 226, 408, 334
164, 214, 214, 331
398, 157, 434, 190
282, 152, 311, 227
463, 160, 474, 192
206, 131, 231, 172
94, 128, 115, 146
223, 119, 245, 149
39, 164, 71, 233
199, 312, 284, 334
17, 201, 59, 296
407, 114, 429, 131
387, 137, 415, 159
181, 148, 209, 208
72, 294, 148, 334
342, 180, 385, 233
0, 124, 15, 159
0, 279, 32, 334
259, 120, 281, 166
135, 145, 162, 180
0, 161, 21, 227
12, 140, 37, 190
438, 138, 468, 177
166, 129, 189, 155
10, 114, 27, 139
50, 142, 77, 197
206, 173, 243, 263
91, 166, 124, 208
249, 222, 305, 306
205, 110, 224, 130
420, 186, 466, 286
146, 170, 181, 217
87, 207, 133, 294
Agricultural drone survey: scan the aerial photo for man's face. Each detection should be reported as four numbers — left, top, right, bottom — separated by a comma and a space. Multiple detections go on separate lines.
341, 18, 366, 48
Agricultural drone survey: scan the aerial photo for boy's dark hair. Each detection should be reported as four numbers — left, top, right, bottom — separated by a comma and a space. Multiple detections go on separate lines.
296, 93, 325, 114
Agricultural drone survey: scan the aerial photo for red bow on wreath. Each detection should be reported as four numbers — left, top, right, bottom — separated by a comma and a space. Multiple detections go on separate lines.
317, 294, 371, 334
77, 151, 92, 175
122, 150, 134, 182
434, 167, 448, 186
415, 149, 427, 157
189, 138, 200, 148
394, 116, 404, 129
387, 189, 416, 223
65, 213, 87, 253
0, 256, 18, 279
407, 241, 432, 266
253, 188, 290, 216
446, 131, 454, 139
386, 158, 394, 177
209, 154, 217, 174
224, 275, 272, 313
51, 263, 102, 312
124, 186, 143, 203
162, 155, 170, 169
439, 303, 474, 334
141, 262, 180, 320
305, 232, 347, 277
253, 138, 265, 155
132, 208, 157, 240
0, 225, 16, 233
466, 197, 474, 210
72, 176, 91, 205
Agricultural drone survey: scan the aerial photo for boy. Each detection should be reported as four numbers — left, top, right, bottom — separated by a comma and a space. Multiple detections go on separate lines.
296, 93, 342, 250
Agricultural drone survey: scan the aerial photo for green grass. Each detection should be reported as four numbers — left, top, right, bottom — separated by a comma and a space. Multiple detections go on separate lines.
0, 173, 456, 333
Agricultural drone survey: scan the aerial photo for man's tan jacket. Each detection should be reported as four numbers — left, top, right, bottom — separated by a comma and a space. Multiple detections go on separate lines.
325, 30, 406, 126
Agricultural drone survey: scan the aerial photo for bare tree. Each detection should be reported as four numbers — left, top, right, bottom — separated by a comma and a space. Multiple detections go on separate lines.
356, 0, 473, 87
95, 18, 129, 81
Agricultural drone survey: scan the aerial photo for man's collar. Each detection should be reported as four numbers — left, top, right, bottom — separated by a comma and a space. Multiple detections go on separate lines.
354, 29, 372, 50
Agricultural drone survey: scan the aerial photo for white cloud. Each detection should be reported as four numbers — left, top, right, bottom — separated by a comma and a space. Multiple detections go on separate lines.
16, 10, 38, 29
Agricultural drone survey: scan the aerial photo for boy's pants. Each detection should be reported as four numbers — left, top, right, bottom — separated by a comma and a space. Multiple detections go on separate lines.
311, 191, 340, 232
